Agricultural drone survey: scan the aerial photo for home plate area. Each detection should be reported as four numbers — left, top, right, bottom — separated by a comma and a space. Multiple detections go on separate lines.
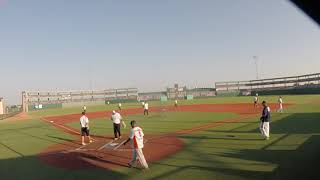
39, 135, 184, 170
73, 138, 131, 152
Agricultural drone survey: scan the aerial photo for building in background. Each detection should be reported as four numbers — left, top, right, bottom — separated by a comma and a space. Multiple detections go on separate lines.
215, 72, 320, 96
138, 91, 167, 101
167, 84, 187, 99
22, 88, 138, 112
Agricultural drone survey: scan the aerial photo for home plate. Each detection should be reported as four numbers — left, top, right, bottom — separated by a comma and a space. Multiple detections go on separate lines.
106, 143, 119, 148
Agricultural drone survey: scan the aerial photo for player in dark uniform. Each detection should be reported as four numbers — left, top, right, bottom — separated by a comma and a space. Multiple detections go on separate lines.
260, 101, 271, 140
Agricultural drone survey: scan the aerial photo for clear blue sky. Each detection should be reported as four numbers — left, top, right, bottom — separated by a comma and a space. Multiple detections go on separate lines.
1, 0, 320, 104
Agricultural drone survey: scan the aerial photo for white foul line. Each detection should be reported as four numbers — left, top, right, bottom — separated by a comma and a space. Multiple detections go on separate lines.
43, 118, 96, 141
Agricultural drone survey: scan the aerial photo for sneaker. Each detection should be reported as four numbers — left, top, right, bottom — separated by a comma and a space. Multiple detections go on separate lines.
114, 138, 118, 140
82, 143, 86, 146
89, 140, 93, 143
265, 137, 270, 140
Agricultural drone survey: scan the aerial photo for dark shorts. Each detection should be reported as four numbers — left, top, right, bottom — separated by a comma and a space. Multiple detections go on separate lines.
113, 123, 121, 138
81, 127, 89, 136
254, 101, 257, 104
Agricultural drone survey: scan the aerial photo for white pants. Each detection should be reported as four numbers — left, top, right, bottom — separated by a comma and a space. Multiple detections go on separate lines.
129, 148, 149, 169
260, 122, 270, 138
277, 103, 283, 112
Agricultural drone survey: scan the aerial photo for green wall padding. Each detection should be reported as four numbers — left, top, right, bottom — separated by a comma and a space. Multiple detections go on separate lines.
251, 87, 320, 96
105, 99, 137, 104
160, 96, 168, 102
28, 103, 62, 111
186, 95, 194, 100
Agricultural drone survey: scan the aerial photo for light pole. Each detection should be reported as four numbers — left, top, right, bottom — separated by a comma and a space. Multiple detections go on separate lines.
253, 56, 259, 80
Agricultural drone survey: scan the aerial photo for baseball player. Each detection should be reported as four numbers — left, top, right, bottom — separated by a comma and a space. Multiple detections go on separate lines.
110, 110, 124, 140
80, 111, 93, 145
123, 120, 149, 169
277, 96, 283, 113
260, 101, 271, 140
174, 99, 178, 108
143, 102, 149, 115
118, 103, 122, 111
83, 105, 87, 112
141, 101, 145, 108
253, 93, 259, 109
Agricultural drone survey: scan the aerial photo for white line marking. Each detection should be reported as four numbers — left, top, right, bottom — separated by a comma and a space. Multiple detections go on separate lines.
64, 148, 96, 153
43, 118, 96, 141
75, 145, 86, 151
113, 140, 126, 150
43, 118, 80, 135
98, 140, 114, 150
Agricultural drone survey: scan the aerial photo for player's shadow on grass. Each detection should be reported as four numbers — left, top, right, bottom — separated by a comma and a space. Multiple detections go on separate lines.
165, 113, 320, 179
0, 154, 127, 180
217, 134, 320, 180
178, 135, 263, 141
204, 113, 320, 135
261, 113, 320, 134
15, 130, 78, 148
149, 162, 270, 180
0, 124, 54, 135
46, 135, 74, 142
154, 135, 320, 180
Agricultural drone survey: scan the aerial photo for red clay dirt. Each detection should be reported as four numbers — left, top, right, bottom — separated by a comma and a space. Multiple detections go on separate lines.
39, 103, 286, 170
39, 135, 183, 170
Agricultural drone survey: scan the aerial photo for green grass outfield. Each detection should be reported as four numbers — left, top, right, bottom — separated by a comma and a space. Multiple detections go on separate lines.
0, 95, 320, 180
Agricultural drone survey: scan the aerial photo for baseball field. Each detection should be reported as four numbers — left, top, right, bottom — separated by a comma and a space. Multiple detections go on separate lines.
1, 95, 320, 180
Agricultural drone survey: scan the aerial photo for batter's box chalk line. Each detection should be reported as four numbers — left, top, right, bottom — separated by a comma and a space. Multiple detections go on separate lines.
67, 138, 150, 153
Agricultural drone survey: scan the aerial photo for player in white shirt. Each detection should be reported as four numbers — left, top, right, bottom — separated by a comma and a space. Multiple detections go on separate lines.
174, 99, 178, 108
143, 102, 149, 115
80, 112, 93, 145
253, 93, 259, 109
123, 120, 149, 169
141, 101, 145, 108
118, 103, 122, 111
83, 105, 87, 112
277, 96, 283, 113
110, 110, 125, 140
